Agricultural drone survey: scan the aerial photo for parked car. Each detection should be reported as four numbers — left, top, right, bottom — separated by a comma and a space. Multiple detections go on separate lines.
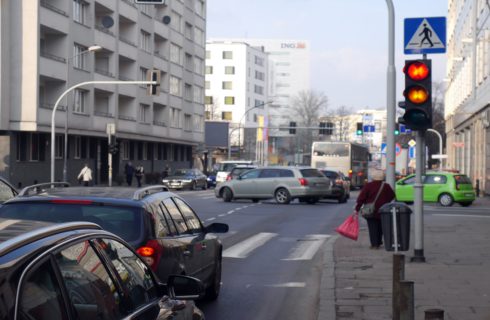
395, 172, 476, 207
319, 169, 350, 203
0, 219, 205, 320
0, 183, 229, 300
0, 176, 17, 204
215, 166, 332, 204
162, 168, 208, 190
206, 170, 217, 188
226, 164, 258, 181
215, 160, 255, 184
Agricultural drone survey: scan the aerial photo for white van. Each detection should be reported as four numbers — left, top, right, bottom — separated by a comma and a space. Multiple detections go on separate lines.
215, 160, 255, 184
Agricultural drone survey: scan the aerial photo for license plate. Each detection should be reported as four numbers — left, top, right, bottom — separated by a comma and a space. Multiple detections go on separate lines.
465, 193, 474, 197
315, 183, 326, 187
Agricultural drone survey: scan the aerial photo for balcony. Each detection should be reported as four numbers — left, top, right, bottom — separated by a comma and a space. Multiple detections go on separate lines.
40, 0, 68, 16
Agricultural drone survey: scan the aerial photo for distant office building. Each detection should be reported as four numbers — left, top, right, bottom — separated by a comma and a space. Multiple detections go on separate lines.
0, 0, 206, 187
445, 0, 490, 194
205, 41, 269, 163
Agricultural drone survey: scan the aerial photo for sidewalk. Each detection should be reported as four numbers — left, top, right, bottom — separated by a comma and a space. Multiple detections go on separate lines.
319, 196, 490, 320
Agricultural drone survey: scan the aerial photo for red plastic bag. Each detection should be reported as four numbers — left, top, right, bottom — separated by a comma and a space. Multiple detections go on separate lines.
335, 213, 359, 241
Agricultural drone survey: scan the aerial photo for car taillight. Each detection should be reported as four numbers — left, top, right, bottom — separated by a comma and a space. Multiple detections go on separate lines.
335, 179, 343, 186
299, 178, 308, 186
136, 239, 162, 271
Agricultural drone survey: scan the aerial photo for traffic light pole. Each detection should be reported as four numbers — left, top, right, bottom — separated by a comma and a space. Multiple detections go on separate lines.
108, 133, 113, 187
412, 129, 426, 263
385, 0, 396, 189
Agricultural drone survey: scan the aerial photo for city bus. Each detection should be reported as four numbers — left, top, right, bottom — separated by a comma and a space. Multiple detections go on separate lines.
311, 141, 370, 189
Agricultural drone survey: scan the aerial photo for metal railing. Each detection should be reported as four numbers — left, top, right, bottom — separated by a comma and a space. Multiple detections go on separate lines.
93, 111, 113, 118
118, 114, 136, 121
40, 51, 66, 63
95, 68, 114, 78
40, 0, 68, 16
95, 25, 115, 36
119, 36, 137, 47
153, 120, 166, 127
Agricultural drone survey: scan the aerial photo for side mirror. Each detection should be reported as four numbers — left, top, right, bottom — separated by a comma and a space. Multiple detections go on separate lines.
205, 222, 229, 234
164, 275, 204, 300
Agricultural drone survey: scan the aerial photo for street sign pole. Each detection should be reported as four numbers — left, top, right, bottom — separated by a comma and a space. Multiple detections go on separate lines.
106, 123, 115, 187
385, 0, 396, 189
412, 129, 426, 263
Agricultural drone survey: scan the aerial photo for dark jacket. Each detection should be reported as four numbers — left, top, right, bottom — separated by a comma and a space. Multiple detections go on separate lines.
355, 180, 395, 219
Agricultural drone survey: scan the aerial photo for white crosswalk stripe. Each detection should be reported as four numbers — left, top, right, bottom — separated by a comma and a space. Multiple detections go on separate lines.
223, 232, 277, 258
282, 234, 331, 261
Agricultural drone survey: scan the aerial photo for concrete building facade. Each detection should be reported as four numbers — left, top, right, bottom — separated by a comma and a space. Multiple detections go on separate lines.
445, 0, 490, 194
204, 41, 269, 163
0, 0, 206, 187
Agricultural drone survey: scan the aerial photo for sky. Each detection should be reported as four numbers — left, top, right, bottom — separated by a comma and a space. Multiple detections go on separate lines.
206, 0, 448, 111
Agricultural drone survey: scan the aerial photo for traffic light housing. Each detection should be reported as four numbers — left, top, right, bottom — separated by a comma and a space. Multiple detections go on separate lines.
147, 69, 161, 96
401, 59, 432, 131
109, 142, 119, 155
289, 121, 296, 134
394, 123, 400, 136
356, 122, 363, 136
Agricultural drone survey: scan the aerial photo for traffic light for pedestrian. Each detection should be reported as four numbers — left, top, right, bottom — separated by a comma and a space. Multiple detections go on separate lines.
147, 69, 161, 96
289, 121, 296, 134
401, 59, 432, 131
356, 122, 363, 136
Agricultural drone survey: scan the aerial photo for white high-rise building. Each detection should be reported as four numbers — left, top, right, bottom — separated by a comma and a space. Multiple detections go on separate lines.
205, 41, 269, 162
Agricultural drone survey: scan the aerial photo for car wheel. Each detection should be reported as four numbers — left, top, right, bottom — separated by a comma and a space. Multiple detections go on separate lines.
460, 201, 473, 207
275, 188, 291, 204
337, 195, 345, 203
252, 199, 259, 203
205, 257, 222, 301
222, 187, 233, 202
306, 197, 318, 204
191, 181, 197, 190
438, 193, 454, 207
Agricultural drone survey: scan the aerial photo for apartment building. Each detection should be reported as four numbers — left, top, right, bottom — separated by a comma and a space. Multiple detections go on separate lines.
205, 41, 269, 162
0, 0, 206, 187
445, 0, 490, 194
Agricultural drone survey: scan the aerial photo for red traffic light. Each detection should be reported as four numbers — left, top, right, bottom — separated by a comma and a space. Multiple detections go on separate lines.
405, 61, 430, 81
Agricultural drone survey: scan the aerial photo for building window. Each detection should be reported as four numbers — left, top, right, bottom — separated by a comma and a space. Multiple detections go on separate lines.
184, 23, 193, 40
222, 112, 232, 121
139, 103, 150, 123
222, 51, 233, 59
255, 70, 265, 80
222, 81, 233, 90
139, 67, 148, 82
255, 56, 264, 66
194, 0, 205, 17
184, 114, 192, 131
139, 30, 151, 52
194, 57, 203, 74
74, 136, 81, 159
73, 0, 87, 24
185, 53, 193, 71
205, 81, 210, 89
225, 66, 235, 75
184, 83, 193, 101
170, 43, 182, 65
254, 99, 264, 107
224, 96, 235, 105
205, 96, 213, 104
205, 50, 211, 59
193, 86, 203, 103
205, 66, 213, 74
170, 108, 181, 128
55, 135, 64, 159
254, 85, 264, 95
73, 89, 87, 113
73, 44, 88, 69
169, 76, 181, 96
194, 28, 204, 47
121, 141, 130, 160
171, 11, 182, 33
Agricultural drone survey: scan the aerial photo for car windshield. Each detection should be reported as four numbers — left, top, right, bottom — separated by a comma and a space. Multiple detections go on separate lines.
0, 203, 143, 243
454, 175, 472, 184
173, 170, 191, 177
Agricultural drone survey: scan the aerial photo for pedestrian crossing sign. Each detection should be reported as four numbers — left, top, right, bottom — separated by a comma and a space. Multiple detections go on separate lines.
404, 17, 446, 54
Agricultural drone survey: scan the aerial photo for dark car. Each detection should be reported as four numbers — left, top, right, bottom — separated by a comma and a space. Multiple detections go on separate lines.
206, 171, 217, 188
0, 183, 228, 301
319, 169, 350, 203
162, 169, 208, 190
0, 219, 204, 320
0, 176, 17, 204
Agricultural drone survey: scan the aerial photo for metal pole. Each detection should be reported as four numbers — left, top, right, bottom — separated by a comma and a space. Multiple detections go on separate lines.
385, 0, 396, 189
392, 206, 399, 252
51, 80, 157, 183
427, 129, 443, 171
399, 280, 415, 320
108, 134, 112, 187
392, 253, 405, 320
412, 130, 426, 262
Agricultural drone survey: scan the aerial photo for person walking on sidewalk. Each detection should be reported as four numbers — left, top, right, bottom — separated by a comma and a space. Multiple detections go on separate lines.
355, 170, 395, 249
135, 164, 144, 187
125, 162, 135, 186
77, 163, 93, 187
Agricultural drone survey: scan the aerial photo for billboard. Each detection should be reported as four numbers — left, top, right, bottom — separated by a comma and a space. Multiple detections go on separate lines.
205, 121, 229, 148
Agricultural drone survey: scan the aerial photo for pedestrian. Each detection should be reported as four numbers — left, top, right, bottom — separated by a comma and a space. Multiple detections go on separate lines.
135, 164, 144, 187
77, 163, 93, 187
162, 165, 170, 178
355, 170, 395, 249
125, 161, 134, 186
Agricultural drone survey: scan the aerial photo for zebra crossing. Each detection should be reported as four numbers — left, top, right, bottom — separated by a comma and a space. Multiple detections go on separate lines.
222, 232, 331, 261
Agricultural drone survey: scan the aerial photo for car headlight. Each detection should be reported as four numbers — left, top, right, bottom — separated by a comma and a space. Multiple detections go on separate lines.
162, 180, 169, 183
182, 180, 192, 183
207, 177, 211, 181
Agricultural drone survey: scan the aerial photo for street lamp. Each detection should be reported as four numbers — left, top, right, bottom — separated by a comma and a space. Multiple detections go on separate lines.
228, 100, 273, 160
62, 45, 102, 182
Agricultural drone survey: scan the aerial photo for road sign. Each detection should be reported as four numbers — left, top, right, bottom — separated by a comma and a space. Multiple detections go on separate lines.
363, 125, 375, 133
453, 142, 465, 148
408, 139, 416, 147
381, 143, 387, 155
431, 154, 448, 159
404, 17, 446, 54
409, 146, 416, 159
396, 143, 402, 156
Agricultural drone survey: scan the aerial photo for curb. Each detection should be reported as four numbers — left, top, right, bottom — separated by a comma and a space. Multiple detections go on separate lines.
317, 235, 338, 320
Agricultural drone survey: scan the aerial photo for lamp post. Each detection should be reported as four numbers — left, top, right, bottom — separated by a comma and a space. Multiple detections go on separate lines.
228, 100, 272, 160
62, 45, 102, 182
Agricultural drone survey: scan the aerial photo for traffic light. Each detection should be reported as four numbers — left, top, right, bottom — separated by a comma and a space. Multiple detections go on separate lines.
356, 122, 363, 136
289, 121, 296, 134
401, 59, 432, 131
147, 69, 161, 96
394, 123, 400, 136
109, 142, 119, 155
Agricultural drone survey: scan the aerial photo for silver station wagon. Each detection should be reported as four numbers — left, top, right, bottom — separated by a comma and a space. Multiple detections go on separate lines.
215, 166, 332, 204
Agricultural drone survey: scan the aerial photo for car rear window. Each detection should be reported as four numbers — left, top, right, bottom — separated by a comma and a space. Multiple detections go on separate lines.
0, 203, 143, 243
454, 175, 472, 185
300, 169, 324, 178
321, 171, 338, 179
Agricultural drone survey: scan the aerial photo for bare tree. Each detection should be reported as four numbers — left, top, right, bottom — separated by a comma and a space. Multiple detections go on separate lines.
329, 105, 352, 141
205, 96, 221, 120
290, 90, 329, 126
426, 81, 446, 167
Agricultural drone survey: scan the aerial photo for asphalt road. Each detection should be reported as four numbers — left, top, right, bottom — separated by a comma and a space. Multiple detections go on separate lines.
174, 189, 356, 320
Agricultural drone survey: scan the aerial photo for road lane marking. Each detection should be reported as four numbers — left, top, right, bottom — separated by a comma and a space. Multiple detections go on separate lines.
206, 217, 216, 221
218, 214, 226, 217
282, 234, 330, 261
265, 282, 306, 288
227, 210, 235, 214
223, 232, 277, 259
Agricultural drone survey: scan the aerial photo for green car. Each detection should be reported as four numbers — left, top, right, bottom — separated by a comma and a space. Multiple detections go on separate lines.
395, 172, 476, 207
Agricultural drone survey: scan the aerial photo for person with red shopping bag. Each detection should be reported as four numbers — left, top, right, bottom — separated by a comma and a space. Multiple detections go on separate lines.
354, 170, 395, 249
